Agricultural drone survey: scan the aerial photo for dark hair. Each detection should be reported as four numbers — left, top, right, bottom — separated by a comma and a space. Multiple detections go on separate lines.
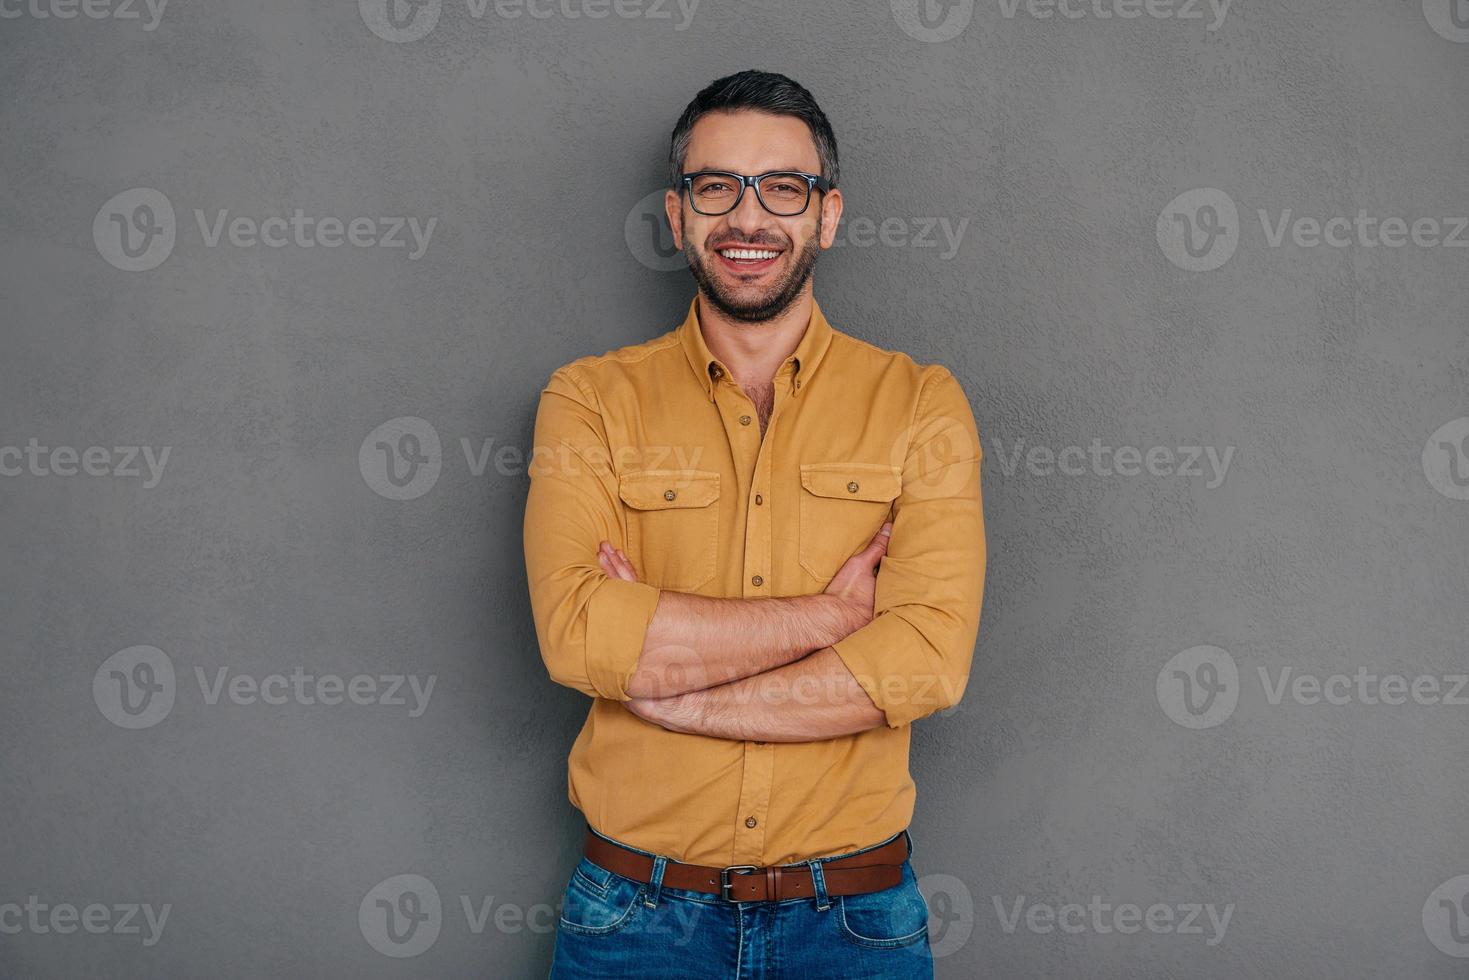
667, 69, 839, 190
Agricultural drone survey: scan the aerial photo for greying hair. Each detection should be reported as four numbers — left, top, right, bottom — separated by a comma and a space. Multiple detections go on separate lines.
667, 69, 840, 190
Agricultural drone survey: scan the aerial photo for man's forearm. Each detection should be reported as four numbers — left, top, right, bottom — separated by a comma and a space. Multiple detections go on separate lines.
626, 591, 857, 698
630, 646, 887, 741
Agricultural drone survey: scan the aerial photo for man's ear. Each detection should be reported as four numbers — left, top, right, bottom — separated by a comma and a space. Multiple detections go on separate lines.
665, 188, 684, 250
818, 188, 843, 249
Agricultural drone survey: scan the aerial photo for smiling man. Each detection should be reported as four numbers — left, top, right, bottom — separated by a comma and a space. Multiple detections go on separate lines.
523, 69, 986, 978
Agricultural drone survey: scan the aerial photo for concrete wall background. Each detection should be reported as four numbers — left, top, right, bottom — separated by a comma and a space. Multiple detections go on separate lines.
3, 0, 1468, 976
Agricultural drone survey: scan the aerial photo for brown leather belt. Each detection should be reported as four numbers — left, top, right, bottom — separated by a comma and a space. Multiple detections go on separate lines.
582, 826, 909, 903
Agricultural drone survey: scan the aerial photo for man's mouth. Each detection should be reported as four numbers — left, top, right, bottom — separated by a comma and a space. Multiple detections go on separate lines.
714, 245, 784, 273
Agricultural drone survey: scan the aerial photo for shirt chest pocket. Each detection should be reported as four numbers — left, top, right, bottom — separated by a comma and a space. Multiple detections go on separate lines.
617, 469, 721, 592
798, 462, 903, 583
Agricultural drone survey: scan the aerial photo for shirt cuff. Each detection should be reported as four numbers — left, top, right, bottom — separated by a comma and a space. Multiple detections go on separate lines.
585, 578, 663, 701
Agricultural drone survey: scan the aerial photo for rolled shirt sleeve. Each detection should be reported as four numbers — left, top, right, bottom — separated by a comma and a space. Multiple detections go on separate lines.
830, 367, 986, 728
523, 366, 661, 701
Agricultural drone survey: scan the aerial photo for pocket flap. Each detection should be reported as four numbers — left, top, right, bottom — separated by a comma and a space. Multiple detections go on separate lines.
618, 469, 721, 510
799, 462, 902, 502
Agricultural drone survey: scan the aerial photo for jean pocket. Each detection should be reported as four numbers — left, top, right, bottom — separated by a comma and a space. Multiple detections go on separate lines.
836, 859, 930, 950
558, 857, 646, 937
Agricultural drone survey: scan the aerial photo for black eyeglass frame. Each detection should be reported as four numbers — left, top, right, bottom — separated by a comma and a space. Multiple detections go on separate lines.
677, 170, 833, 217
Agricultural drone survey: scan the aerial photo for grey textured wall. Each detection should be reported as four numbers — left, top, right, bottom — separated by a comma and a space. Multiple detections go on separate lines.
3, 1, 1468, 977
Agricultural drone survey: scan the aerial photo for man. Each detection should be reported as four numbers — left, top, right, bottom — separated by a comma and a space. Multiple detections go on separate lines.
523, 69, 986, 978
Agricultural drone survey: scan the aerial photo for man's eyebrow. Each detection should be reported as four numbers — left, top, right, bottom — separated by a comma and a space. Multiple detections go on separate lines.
688, 165, 818, 173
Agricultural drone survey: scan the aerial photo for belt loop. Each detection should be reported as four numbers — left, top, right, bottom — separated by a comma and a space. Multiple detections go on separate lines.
643, 854, 668, 908
807, 858, 830, 911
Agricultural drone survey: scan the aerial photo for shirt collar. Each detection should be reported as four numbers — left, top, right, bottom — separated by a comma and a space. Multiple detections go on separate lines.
677, 294, 835, 402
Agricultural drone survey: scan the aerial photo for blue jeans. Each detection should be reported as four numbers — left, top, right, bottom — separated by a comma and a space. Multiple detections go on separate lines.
548, 826, 934, 979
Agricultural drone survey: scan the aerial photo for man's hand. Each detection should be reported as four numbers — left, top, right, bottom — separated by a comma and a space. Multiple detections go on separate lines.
598, 540, 638, 581
823, 522, 892, 635
625, 689, 703, 733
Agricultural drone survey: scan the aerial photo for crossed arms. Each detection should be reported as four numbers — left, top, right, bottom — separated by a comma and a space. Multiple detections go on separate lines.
522, 364, 986, 743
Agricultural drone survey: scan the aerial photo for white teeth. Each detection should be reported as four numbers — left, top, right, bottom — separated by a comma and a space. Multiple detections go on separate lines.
719, 248, 780, 260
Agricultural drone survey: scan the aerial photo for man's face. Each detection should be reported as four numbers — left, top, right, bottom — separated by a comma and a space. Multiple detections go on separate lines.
666, 110, 843, 323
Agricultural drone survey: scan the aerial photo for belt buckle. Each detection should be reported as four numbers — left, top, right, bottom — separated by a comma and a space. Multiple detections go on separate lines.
719, 865, 760, 902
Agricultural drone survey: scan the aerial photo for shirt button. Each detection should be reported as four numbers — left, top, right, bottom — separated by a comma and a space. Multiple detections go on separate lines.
754, 494, 763, 505
751, 575, 764, 587
847, 481, 859, 493
739, 414, 751, 425
711, 365, 724, 380
664, 489, 677, 501
745, 816, 758, 828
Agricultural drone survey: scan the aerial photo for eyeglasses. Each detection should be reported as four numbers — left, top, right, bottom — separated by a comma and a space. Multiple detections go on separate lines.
677, 170, 831, 217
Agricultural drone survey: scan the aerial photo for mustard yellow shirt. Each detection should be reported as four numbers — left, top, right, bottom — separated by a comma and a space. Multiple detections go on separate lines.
522, 295, 986, 866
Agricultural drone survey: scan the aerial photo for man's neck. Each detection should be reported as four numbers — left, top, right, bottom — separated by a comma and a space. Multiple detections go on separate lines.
695, 289, 814, 389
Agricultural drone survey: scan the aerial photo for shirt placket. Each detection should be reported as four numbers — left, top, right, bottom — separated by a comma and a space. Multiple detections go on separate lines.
710, 358, 799, 865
